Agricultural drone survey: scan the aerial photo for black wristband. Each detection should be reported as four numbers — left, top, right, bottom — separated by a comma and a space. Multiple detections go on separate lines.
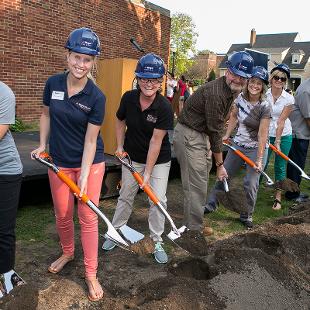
216, 161, 223, 167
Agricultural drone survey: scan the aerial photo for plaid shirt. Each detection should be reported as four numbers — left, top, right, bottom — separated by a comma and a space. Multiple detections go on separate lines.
178, 76, 234, 153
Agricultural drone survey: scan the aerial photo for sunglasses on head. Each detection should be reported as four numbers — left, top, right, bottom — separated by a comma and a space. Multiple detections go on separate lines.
273, 75, 287, 82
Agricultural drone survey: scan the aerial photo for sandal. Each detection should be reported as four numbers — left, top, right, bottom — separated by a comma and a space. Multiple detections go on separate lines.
272, 199, 282, 210
48, 255, 74, 274
85, 277, 104, 302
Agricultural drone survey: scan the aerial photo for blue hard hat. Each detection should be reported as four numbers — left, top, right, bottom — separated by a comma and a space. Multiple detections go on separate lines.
65, 27, 100, 56
135, 53, 165, 79
251, 66, 269, 85
226, 51, 254, 78
270, 63, 290, 79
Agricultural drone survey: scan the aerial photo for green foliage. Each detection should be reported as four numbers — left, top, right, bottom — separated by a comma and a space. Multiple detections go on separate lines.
9, 118, 27, 132
192, 79, 205, 86
170, 13, 198, 76
207, 69, 216, 82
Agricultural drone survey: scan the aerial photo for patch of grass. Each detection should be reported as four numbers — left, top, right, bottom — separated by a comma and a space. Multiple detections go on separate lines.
10, 119, 39, 132
16, 204, 55, 242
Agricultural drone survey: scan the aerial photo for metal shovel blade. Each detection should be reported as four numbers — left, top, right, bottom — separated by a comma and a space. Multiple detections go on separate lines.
118, 225, 145, 243
0, 270, 26, 299
167, 225, 187, 240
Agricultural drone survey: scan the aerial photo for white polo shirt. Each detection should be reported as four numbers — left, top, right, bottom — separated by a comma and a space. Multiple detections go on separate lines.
266, 88, 294, 137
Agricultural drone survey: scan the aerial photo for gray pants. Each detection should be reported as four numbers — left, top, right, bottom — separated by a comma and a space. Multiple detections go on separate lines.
207, 143, 267, 221
173, 123, 212, 231
112, 161, 171, 242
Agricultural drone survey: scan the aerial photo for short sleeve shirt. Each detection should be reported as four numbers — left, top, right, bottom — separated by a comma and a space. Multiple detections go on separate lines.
266, 88, 294, 137
233, 93, 271, 148
289, 78, 310, 139
43, 73, 106, 168
0, 81, 23, 175
116, 89, 173, 164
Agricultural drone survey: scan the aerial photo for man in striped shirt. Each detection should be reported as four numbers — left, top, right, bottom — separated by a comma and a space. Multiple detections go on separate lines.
173, 51, 254, 233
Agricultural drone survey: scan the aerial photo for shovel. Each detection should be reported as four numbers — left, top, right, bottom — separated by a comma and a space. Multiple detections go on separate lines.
0, 270, 26, 299
223, 141, 274, 186
268, 143, 310, 181
33, 152, 131, 250
115, 153, 204, 254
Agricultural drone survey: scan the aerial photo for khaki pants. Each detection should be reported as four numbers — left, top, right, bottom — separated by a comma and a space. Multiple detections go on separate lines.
173, 123, 212, 231
112, 161, 171, 242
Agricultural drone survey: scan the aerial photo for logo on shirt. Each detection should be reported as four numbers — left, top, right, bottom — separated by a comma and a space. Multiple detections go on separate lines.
75, 102, 91, 113
146, 114, 157, 123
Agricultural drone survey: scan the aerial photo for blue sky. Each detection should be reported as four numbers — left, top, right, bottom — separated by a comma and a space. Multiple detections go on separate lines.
150, 0, 310, 54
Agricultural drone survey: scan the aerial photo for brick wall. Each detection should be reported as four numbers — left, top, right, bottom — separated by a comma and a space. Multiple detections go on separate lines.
0, 0, 171, 122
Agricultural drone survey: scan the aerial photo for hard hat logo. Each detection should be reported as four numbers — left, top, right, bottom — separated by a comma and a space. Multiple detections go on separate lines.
65, 27, 101, 56
226, 51, 254, 79
135, 53, 165, 79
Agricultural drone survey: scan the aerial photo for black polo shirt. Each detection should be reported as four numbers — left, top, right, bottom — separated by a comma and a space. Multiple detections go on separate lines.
116, 89, 173, 164
43, 73, 106, 168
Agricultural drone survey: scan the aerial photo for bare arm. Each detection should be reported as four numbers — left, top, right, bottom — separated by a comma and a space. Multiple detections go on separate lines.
275, 105, 293, 146
79, 123, 102, 195
255, 118, 270, 171
31, 106, 50, 157
0, 124, 9, 140
142, 128, 167, 187
223, 105, 238, 140
115, 118, 126, 153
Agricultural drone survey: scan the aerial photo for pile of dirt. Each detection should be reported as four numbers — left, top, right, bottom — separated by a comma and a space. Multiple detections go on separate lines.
129, 236, 155, 255
1, 186, 309, 309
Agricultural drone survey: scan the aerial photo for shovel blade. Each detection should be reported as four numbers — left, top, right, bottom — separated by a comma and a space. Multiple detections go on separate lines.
119, 225, 144, 243
167, 225, 187, 240
0, 270, 26, 299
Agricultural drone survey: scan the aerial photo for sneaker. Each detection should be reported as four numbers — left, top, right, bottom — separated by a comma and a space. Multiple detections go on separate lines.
102, 239, 116, 251
204, 202, 216, 214
153, 242, 168, 264
240, 219, 254, 230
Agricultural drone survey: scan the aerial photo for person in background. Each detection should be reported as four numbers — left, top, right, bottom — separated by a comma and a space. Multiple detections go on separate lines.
173, 51, 254, 233
31, 27, 106, 301
102, 53, 174, 264
285, 77, 310, 202
264, 64, 294, 210
178, 75, 187, 113
204, 66, 271, 229
166, 72, 178, 103
0, 81, 25, 299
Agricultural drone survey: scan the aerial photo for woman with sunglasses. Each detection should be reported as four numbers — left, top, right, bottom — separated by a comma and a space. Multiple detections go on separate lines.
102, 53, 174, 264
265, 64, 294, 210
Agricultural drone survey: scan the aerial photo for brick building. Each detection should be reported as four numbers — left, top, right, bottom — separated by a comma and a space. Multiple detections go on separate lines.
0, 0, 171, 122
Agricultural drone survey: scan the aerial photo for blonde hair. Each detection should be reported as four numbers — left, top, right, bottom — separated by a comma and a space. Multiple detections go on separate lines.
269, 69, 287, 85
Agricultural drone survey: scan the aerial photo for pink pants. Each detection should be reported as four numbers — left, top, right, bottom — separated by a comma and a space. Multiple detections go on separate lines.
48, 162, 105, 278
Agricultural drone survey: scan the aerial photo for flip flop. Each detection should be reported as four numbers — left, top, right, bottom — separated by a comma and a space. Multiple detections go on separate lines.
48, 255, 74, 274
85, 278, 104, 302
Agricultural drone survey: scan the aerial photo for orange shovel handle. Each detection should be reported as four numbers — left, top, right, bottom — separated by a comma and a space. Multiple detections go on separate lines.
57, 170, 89, 204
269, 144, 290, 161
132, 172, 160, 204
233, 149, 256, 168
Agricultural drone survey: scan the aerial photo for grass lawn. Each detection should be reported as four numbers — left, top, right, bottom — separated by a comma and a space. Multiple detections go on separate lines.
16, 152, 310, 242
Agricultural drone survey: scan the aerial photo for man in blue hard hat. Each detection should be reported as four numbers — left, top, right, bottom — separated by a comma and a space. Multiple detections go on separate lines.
173, 51, 254, 234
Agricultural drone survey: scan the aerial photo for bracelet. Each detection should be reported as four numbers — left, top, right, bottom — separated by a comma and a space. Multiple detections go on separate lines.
215, 161, 224, 167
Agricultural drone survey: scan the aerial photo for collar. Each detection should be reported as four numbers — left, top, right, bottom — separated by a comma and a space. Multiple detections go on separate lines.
60, 72, 93, 96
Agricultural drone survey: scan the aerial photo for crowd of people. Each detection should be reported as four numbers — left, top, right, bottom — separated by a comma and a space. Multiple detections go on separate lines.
1, 27, 310, 302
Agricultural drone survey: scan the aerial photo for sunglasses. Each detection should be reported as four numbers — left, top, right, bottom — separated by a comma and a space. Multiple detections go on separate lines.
139, 78, 163, 85
273, 75, 287, 82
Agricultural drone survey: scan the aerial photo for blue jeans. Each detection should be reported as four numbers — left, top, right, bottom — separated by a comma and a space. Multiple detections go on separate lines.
285, 138, 309, 199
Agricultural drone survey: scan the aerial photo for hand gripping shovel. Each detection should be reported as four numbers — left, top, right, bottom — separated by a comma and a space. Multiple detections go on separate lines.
223, 141, 274, 186
115, 153, 199, 253
268, 143, 310, 181
33, 152, 130, 250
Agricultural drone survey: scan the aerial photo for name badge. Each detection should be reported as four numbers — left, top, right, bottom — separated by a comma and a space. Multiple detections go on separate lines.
51, 91, 64, 100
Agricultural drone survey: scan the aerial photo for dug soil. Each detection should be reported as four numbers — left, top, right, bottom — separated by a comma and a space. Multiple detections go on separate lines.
1, 179, 309, 310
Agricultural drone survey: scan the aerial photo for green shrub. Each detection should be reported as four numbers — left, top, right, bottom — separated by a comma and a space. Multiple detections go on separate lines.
10, 118, 27, 132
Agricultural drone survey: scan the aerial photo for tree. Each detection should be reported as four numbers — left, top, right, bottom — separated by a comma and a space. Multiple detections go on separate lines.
207, 69, 216, 82
170, 13, 198, 76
